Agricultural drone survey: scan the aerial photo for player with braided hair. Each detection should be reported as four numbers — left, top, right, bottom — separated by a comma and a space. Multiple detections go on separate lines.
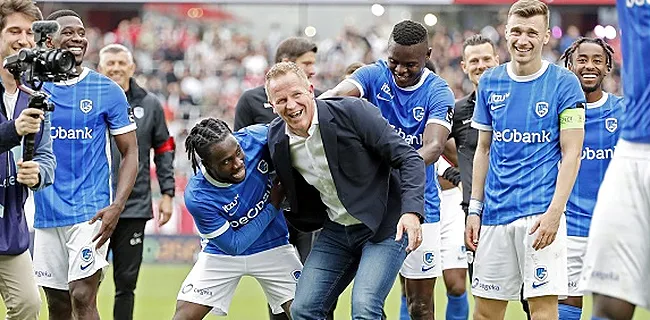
173, 119, 301, 320
559, 37, 614, 72
321, 19, 468, 320
554, 37, 623, 320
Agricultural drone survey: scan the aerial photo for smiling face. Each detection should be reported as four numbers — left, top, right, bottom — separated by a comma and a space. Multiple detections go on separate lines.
267, 70, 315, 137
98, 50, 135, 90
202, 135, 247, 184
0, 12, 35, 60
461, 42, 499, 87
386, 41, 431, 88
570, 42, 609, 94
505, 14, 549, 67
50, 15, 87, 67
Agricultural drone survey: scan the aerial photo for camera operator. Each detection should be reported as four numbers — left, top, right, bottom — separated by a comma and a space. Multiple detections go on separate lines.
32, 10, 138, 320
98, 43, 175, 320
0, 1, 55, 319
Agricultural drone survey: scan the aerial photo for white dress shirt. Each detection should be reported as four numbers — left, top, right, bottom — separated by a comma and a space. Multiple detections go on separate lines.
287, 104, 361, 226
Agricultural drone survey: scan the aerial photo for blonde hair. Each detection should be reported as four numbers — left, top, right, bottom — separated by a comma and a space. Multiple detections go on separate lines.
264, 62, 310, 101
508, 0, 549, 29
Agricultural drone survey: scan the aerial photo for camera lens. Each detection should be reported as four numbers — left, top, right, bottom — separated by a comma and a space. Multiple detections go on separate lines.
54, 50, 75, 73
41, 49, 75, 74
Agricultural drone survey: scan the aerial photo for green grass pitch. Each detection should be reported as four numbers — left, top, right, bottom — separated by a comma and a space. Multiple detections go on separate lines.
3, 264, 648, 319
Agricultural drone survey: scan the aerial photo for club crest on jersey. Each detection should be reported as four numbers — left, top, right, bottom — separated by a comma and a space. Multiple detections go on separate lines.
291, 270, 302, 281
535, 102, 549, 118
133, 106, 145, 119
423, 251, 435, 265
605, 117, 618, 133
534, 265, 548, 282
413, 106, 425, 122
257, 160, 268, 174
80, 99, 93, 113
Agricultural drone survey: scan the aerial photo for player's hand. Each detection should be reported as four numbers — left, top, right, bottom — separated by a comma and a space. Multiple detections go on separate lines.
269, 178, 285, 209
157, 194, 173, 227
530, 207, 562, 250
89, 203, 123, 249
14, 108, 44, 136
465, 215, 481, 251
16, 160, 40, 187
396, 213, 422, 253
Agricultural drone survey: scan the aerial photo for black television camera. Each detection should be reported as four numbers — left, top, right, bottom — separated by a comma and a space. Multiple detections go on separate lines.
2, 21, 76, 161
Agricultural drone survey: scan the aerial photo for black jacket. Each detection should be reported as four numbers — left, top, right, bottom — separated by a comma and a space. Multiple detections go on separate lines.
450, 92, 478, 212
234, 85, 323, 130
111, 78, 175, 219
268, 97, 425, 241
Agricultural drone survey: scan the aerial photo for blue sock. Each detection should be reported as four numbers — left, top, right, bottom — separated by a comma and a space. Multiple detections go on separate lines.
446, 292, 469, 320
591, 317, 609, 320
558, 304, 582, 320
399, 294, 409, 320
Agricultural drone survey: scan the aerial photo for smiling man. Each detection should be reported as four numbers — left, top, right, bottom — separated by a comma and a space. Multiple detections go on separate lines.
465, 1, 585, 319
556, 38, 622, 320
173, 118, 301, 320
320, 20, 467, 320
32, 9, 138, 320
0, 1, 56, 319
98, 43, 175, 320
267, 62, 425, 319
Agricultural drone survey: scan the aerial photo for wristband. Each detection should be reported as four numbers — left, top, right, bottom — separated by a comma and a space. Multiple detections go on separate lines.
468, 199, 483, 217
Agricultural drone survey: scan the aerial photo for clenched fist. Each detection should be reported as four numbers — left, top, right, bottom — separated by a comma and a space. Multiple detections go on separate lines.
17, 160, 40, 188
15, 108, 44, 136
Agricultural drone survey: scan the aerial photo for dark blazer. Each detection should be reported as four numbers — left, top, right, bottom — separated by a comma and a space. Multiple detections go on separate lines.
268, 97, 425, 241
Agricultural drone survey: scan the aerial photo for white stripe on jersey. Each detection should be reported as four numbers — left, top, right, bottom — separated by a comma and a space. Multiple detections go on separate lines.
200, 222, 230, 239
426, 118, 452, 131
110, 123, 137, 136
105, 131, 113, 203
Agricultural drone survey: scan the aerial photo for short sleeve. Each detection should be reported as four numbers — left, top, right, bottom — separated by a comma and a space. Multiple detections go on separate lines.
106, 82, 137, 136
347, 63, 382, 98
557, 71, 586, 114
471, 75, 492, 131
185, 190, 230, 239
426, 80, 455, 131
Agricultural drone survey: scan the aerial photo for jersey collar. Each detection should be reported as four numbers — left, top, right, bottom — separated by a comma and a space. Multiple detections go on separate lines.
53, 67, 90, 86
586, 92, 609, 109
201, 167, 232, 188
391, 67, 432, 92
506, 60, 549, 83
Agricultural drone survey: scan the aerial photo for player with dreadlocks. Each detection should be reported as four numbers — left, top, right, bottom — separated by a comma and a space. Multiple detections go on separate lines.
320, 19, 468, 320
556, 37, 622, 320
173, 119, 301, 320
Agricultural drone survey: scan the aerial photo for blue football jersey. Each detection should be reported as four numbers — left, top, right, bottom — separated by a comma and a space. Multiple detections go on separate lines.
617, 0, 650, 143
184, 124, 289, 256
34, 68, 136, 228
566, 93, 623, 237
472, 61, 586, 225
348, 60, 454, 223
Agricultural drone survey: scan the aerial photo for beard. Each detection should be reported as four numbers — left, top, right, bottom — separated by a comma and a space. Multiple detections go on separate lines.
581, 81, 602, 93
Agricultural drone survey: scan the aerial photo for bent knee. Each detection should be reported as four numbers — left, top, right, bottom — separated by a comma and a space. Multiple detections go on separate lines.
447, 282, 467, 296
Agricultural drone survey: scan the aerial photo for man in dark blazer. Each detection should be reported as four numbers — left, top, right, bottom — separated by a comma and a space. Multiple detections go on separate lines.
265, 62, 426, 319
